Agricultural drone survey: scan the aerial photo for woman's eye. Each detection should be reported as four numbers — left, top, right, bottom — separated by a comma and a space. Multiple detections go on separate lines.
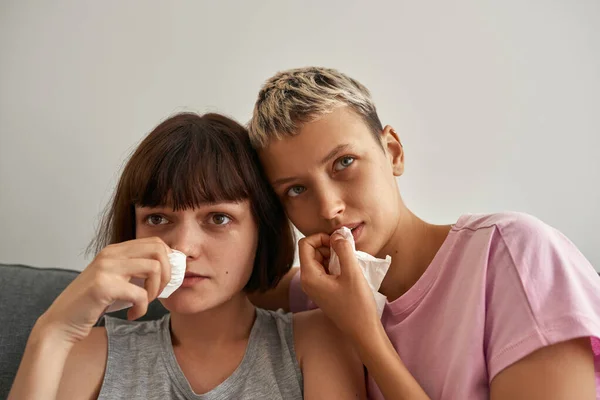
210, 214, 232, 225
286, 186, 306, 198
334, 156, 355, 171
146, 215, 168, 226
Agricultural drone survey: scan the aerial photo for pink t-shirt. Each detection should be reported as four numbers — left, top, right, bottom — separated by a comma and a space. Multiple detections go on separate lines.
289, 212, 600, 399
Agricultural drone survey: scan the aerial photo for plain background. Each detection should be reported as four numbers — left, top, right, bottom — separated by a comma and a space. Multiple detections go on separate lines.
1, 0, 598, 272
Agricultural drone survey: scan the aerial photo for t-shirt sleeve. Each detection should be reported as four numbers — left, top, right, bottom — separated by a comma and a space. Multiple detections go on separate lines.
289, 271, 318, 313
484, 213, 600, 383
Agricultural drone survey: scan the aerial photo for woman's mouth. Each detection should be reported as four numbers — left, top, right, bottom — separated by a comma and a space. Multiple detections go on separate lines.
180, 272, 208, 288
349, 223, 364, 243
333, 222, 365, 243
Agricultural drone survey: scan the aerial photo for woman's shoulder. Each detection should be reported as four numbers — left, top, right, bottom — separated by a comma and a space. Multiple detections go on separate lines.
292, 309, 341, 365
291, 310, 365, 397
453, 211, 590, 274
57, 326, 108, 400
453, 211, 548, 236
292, 308, 331, 334
57, 315, 171, 399
450, 211, 575, 270
252, 308, 337, 365
65, 326, 108, 372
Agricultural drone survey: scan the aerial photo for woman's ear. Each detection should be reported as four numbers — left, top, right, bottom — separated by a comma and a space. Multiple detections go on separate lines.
381, 125, 404, 176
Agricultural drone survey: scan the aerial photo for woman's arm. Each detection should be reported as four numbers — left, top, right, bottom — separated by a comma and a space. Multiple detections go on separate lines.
9, 323, 107, 400
8, 319, 74, 400
354, 322, 431, 399
490, 338, 596, 400
298, 234, 430, 399
294, 309, 366, 400
56, 327, 108, 399
9, 236, 172, 400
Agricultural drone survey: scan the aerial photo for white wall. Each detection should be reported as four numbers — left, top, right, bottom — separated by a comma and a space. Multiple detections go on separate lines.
1, 0, 598, 272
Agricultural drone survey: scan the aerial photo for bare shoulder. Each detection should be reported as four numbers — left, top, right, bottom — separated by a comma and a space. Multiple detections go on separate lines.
57, 326, 108, 400
293, 308, 333, 333
292, 310, 366, 399
292, 309, 344, 365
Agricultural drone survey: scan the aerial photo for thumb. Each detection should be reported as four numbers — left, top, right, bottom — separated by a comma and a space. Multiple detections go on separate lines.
331, 235, 360, 278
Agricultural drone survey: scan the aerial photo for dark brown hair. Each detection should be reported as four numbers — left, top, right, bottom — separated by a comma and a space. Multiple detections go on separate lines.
89, 112, 295, 292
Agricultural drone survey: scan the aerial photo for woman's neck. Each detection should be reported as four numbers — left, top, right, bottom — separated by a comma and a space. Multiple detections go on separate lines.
169, 293, 256, 349
378, 206, 453, 301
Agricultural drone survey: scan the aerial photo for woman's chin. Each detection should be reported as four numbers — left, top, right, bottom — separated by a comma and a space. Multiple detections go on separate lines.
158, 291, 216, 315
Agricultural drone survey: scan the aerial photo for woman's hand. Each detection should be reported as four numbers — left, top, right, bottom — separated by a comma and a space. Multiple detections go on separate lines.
298, 232, 380, 344
37, 236, 172, 345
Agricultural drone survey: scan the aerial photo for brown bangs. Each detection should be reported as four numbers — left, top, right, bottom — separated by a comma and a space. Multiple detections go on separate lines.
125, 114, 252, 210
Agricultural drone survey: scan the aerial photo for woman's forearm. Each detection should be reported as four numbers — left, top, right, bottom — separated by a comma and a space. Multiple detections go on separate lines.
356, 324, 430, 400
8, 318, 74, 400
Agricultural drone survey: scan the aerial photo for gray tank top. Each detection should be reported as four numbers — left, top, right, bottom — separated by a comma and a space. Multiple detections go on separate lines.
98, 308, 303, 399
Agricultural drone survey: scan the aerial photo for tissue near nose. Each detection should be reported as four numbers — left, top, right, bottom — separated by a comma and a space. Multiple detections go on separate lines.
157, 250, 186, 298
105, 249, 187, 312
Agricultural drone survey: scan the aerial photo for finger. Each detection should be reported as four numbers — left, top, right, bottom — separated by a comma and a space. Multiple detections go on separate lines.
330, 235, 360, 278
298, 234, 330, 278
315, 246, 331, 273
316, 246, 331, 260
299, 232, 331, 251
112, 258, 162, 300
111, 237, 171, 262
139, 238, 172, 294
141, 260, 161, 302
120, 284, 150, 321
141, 237, 172, 291
102, 280, 149, 320
111, 238, 172, 293
104, 236, 163, 255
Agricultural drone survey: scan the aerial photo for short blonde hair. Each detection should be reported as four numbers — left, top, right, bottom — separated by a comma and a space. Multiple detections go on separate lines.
249, 67, 383, 148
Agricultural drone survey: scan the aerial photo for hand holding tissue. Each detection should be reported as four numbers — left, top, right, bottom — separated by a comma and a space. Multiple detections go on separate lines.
329, 227, 391, 317
105, 250, 186, 313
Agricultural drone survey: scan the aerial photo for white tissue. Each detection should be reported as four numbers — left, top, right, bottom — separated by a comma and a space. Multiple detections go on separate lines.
105, 249, 186, 313
158, 250, 187, 298
329, 227, 391, 317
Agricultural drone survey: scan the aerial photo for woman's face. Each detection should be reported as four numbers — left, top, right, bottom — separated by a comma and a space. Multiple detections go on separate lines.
135, 200, 258, 314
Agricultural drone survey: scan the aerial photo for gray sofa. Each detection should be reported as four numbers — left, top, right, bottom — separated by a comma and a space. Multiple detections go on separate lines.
0, 263, 168, 398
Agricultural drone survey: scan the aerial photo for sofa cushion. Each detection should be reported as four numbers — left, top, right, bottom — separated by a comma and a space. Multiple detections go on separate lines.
0, 263, 168, 398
